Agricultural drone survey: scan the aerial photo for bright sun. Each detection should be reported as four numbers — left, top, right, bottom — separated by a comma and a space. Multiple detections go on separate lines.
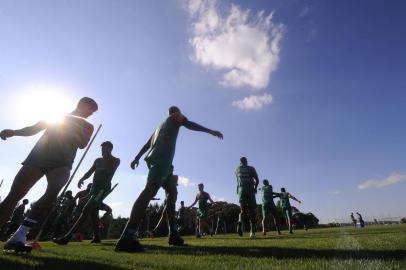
14, 85, 76, 124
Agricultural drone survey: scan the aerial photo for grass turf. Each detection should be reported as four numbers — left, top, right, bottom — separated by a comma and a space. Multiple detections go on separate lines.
1, 225, 405, 270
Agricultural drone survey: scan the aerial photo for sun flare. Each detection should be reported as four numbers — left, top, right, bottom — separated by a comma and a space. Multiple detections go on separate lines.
13, 85, 76, 124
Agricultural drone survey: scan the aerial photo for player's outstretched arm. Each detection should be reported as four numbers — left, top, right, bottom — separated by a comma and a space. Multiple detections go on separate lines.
289, 193, 302, 204
208, 193, 215, 204
131, 135, 152, 169
187, 198, 198, 209
183, 121, 223, 139
0, 121, 47, 140
78, 161, 97, 188
253, 168, 259, 193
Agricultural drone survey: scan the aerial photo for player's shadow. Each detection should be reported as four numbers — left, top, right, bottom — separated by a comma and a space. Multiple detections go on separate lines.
0, 255, 127, 270
145, 245, 406, 261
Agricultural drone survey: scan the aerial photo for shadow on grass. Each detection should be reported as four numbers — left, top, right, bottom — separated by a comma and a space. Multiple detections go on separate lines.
0, 254, 127, 270
144, 244, 406, 261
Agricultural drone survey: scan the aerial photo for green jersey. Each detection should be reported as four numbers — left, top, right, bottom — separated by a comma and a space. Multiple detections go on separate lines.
280, 192, 291, 208
92, 157, 117, 191
197, 191, 210, 210
235, 165, 257, 193
262, 185, 275, 205
145, 114, 187, 166
22, 115, 92, 169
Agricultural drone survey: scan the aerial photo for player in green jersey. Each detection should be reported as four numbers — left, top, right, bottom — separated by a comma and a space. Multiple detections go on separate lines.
0, 97, 97, 251
115, 106, 223, 252
235, 157, 259, 238
260, 179, 281, 236
176, 201, 186, 233
54, 141, 120, 245
276, 187, 301, 234
188, 183, 214, 237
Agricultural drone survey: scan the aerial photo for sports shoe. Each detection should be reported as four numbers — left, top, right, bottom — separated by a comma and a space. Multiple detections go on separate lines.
114, 239, 144, 253
168, 234, 184, 246
90, 237, 101, 244
53, 237, 70, 245
250, 232, 256, 239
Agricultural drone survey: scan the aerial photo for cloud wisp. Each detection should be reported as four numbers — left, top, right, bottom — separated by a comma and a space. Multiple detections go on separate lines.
358, 173, 406, 190
187, 0, 284, 90
232, 92, 273, 111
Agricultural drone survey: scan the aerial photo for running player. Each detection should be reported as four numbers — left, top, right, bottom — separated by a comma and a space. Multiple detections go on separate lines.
350, 213, 357, 228
235, 157, 259, 238
115, 106, 223, 252
0, 97, 97, 251
276, 187, 301, 234
356, 212, 365, 228
188, 183, 214, 237
260, 179, 281, 236
54, 141, 120, 244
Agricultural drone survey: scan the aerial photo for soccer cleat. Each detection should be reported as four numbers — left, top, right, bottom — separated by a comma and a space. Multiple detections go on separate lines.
90, 237, 101, 244
3, 241, 33, 253
114, 239, 144, 253
168, 234, 184, 246
237, 222, 243, 237
195, 233, 202, 238
289, 230, 293, 234
262, 232, 266, 236
53, 237, 70, 245
250, 232, 256, 239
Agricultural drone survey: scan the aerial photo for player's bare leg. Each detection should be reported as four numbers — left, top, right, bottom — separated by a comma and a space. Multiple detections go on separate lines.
0, 166, 44, 227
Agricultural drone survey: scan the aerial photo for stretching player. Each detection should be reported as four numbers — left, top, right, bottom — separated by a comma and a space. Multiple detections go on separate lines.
115, 106, 223, 252
188, 183, 214, 237
276, 188, 301, 234
235, 157, 259, 238
0, 97, 97, 251
54, 141, 120, 244
260, 179, 281, 236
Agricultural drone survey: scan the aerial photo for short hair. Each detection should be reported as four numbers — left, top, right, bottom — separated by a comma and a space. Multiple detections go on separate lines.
66, 190, 73, 196
23, 199, 29, 204
180, 201, 184, 204
281, 187, 286, 192
263, 179, 269, 185
169, 106, 181, 114
101, 141, 113, 150
77, 97, 98, 111
198, 183, 204, 187
240, 157, 248, 165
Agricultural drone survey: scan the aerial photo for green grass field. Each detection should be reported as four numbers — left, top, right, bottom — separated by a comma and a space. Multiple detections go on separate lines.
1, 225, 405, 270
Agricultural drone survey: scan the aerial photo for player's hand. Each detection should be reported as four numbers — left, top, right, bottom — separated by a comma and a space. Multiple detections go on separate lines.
78, 179, 85, 189
130, 159, 139, 170
211, 130, 223, 140
0, 129, 15, 140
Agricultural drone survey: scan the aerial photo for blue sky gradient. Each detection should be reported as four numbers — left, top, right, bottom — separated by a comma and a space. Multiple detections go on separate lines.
0, 0, 405, 223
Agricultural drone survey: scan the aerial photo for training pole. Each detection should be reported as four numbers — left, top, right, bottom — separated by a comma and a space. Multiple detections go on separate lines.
33, 124, 102, 244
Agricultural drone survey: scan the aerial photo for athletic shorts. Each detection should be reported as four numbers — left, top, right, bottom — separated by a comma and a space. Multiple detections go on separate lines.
282, 207, 292, 218
88, 186, 110, 207
147, 162, 172, 187
262, 202, 278, 218
238, 190, 257, 210
197, 208, 208, 219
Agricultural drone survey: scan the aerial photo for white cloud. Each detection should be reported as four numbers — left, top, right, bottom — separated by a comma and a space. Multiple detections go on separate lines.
178, 176, 196, 187
299, 6, 311, 18
232, 93, 272, 111
187, 0, 284, 89
358, 173, 406, 190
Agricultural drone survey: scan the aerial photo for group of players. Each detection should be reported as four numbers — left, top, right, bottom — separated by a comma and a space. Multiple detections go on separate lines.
0, 96, 301, 253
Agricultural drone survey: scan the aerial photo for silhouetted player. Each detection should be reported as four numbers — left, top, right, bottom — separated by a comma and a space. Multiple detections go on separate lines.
3, 199, 29, 238
0, 97, 97, 251
188, 183, 214, 237
276, 187, 301, 234
115, 106, 223, 252
54, 141, 120, 244
235, 157, 259, 238
260, 179, 281, 236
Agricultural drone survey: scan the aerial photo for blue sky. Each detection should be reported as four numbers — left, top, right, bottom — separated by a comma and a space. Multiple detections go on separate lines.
0, 0, 405, 223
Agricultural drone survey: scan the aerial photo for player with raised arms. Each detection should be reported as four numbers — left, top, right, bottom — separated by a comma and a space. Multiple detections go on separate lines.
260, 179, 281, 236
187, 183, 214, 238
115, 106, 223, 252
0, 97, 97, 252
276, 187, 301, 234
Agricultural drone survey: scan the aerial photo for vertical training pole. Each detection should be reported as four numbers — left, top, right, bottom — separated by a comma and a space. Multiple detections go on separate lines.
33, 124, 102, 243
